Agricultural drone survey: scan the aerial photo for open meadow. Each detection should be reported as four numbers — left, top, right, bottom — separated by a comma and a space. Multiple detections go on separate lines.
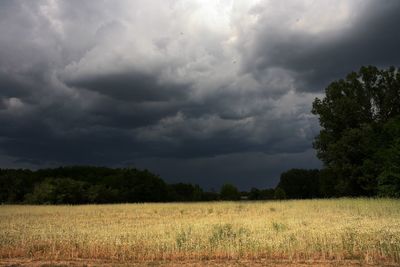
1, 198, 400, 266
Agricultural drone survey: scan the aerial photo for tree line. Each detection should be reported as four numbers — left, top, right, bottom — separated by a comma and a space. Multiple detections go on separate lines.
1, 66, 399, 204
0, 166, 289, 204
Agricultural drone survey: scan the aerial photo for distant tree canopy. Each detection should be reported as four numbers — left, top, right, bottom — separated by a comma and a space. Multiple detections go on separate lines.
168, 183, 203, 202
248, 188, 275, 200
277, 169, 320, 199
0, 166, 290, 204
312, 66, 400, 197
0, 166, 215, 204
220, 183, 240, 200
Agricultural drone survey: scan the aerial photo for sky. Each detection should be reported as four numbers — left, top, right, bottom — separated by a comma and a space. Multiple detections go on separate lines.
1, 0, 400, 190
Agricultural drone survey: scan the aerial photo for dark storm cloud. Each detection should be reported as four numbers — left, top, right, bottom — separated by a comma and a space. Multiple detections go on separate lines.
243, 1, 400, 92
134, 149, 322, 190
86, 96, 182, 129
67, 71, 189, 102
0, 73, 28, 98
1, 127, 137, 166
133, 107, 319, 159
0, 1, 399, 188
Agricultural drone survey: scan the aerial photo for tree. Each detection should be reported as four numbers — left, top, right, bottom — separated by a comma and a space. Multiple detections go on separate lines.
377, 117, 400, 197
26, 178, 88, 204
378, 139, 400, 197
312, 66, 400, 196
88, 184, 119, 203
249, 187, 276, 200
0, 169, 35, 203
25, 179, 56, 204
277, 169, 320, 199
274, 187, 286, 200
249, 188, 261, 200
168, 183, 204, 201
220, 184, 240, 200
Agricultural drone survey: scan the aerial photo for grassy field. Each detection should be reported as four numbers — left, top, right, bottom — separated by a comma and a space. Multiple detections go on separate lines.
1, 199, 400, 266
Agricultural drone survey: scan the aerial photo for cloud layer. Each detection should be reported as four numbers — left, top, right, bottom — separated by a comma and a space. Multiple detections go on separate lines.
1, 0, 400, 189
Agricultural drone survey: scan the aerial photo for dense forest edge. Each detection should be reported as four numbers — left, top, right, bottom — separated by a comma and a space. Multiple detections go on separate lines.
1, 66, 399, 204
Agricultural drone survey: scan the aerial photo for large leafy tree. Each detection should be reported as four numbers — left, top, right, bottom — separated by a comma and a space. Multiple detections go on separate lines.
312, 66, 400, 196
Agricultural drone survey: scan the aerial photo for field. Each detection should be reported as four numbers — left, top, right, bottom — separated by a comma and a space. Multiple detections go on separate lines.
1, 199, 400, 266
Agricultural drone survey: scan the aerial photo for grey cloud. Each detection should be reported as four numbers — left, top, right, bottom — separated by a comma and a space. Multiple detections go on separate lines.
0, 73, 30, 99
134, 149, 322, 190
242, 1, 400, 92
67, 71, 189, 102
85, 96, 180, 129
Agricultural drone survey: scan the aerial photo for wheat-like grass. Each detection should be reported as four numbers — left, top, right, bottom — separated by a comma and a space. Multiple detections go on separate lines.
0, 198, 399, 264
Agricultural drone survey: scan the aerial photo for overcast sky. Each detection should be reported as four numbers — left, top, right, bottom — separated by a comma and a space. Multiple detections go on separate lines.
1, 0, 400, 190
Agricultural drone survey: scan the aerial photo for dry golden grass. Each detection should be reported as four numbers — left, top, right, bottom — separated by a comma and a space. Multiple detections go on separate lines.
1, 198, 399, 265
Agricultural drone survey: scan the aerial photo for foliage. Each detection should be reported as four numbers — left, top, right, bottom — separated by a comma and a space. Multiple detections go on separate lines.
220, 183, 240, 200
0, 169, 34, 203
274, 187, 286, 200
248, 188, 275, 200
168, 183, 203, 202
378, 139, 400, 197
25, 178, 88, 204
0, 167, 237, 204
0, 166, 215, 204
312, 66, 400, 197
277, 169, 320, 198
